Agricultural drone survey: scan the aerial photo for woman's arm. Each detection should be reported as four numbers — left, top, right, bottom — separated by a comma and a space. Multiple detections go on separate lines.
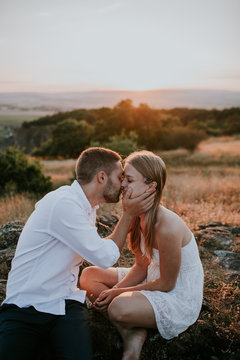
115, 248, 150, 288
93, 249, 150, 309
95, 229, 182, 306
123, 229, 181, 292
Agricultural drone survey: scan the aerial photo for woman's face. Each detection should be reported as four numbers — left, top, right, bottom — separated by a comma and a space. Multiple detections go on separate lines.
122, 163, 150, 198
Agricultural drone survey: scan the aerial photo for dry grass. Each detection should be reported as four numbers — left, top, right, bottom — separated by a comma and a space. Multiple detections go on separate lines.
1, 136, 240, 230
0, 194, 36, 226
163, 166, 240, 230
98, 165, 240, 231
199, 253, 240, 354
158, 136, 240, 168
198, 135, 240, 156
40, 159, 75, 186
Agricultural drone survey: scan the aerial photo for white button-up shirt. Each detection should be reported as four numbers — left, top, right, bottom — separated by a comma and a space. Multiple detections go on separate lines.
3, 180, 120, 315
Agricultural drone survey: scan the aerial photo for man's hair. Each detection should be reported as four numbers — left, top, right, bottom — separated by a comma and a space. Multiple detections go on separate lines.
75, 147, 121, 185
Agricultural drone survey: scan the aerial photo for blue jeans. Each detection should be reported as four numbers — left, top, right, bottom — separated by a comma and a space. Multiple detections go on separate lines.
0, 300, 92, 360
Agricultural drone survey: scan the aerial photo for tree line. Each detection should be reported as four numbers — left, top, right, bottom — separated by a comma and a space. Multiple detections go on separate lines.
20, 99, 240, 158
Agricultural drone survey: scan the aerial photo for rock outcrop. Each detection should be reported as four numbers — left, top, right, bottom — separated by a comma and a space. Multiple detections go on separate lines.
0, 219, 239, 359
195, 222, 240, 277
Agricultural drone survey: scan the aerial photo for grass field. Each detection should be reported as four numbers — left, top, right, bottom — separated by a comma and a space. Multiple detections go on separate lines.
0, 136, 239, 228
198, 135, 240, 156
98, 165, 240, 230
159, 135, 240, 168
0, 111, 53, 127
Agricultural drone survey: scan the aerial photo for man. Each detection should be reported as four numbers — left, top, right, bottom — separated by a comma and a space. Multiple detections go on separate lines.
0, 147, 155, 360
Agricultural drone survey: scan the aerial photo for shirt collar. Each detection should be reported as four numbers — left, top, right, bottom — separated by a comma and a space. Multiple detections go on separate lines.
70, 180, 99, 213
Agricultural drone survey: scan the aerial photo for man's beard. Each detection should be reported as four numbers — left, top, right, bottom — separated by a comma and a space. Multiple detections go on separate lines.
103, 178, 122, 203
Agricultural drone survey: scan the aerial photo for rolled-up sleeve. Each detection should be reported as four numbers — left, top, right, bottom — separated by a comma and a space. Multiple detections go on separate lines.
48, 197, 120, 268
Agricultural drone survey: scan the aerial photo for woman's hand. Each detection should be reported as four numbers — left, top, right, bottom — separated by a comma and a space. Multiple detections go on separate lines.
94, 288, 120, 311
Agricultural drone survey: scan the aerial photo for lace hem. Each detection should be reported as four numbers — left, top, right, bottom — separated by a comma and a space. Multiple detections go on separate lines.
117, 267, 131, 282
139, 290, 201, 340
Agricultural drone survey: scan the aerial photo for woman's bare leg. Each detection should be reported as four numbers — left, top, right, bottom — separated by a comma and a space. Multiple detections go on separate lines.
108, 291, 156, 360
115, 325, 147, 360
79, 266, 118, 302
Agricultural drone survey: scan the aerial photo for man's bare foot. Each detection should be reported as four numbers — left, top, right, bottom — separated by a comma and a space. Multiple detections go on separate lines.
121, 328, 147, 360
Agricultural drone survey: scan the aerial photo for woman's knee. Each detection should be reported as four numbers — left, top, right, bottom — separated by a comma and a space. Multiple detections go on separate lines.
79, 266, 99, 289
108, 295, 130, 323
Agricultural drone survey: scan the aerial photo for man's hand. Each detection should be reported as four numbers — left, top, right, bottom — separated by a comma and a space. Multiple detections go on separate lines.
107, 188, 155, 251
122, 187, 156, 217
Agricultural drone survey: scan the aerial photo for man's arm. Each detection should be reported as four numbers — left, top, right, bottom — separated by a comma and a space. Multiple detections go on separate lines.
48, 189, 155, 268
48, 197, 120, 268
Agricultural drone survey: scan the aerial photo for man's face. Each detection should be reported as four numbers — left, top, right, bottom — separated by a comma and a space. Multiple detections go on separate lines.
103, 162, 124, 203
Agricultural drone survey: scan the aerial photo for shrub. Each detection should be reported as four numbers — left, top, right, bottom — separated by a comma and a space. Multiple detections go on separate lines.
153, 127, 206, 152
0, 147, 52, 196
169, 127, 207, 151
91, 131, 142, 157
223, 114, 240, 135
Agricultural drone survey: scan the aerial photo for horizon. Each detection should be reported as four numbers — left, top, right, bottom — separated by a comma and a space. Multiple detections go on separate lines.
1, 88, 240, 111
1, 88, 240, 95
1, 0, 240, 93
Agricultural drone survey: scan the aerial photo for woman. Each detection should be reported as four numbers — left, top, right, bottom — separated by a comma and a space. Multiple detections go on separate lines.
80, 150, 204, 360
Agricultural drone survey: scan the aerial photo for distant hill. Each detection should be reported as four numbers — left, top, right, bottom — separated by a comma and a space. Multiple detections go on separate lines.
0, 89, 240, 112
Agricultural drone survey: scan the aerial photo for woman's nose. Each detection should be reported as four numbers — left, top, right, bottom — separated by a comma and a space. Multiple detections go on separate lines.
121, 178, 127, 187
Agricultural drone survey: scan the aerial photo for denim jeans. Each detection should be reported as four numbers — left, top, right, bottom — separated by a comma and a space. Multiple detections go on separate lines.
0, 300, 92, 360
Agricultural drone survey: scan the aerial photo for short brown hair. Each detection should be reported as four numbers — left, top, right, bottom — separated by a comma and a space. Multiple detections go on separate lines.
75, 147, 121, 185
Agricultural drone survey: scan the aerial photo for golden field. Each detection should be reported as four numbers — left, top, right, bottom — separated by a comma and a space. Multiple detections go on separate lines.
0, 136, 239, 228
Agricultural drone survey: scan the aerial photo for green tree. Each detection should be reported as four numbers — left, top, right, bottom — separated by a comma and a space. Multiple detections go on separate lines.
0, 147, 52, 196
33, 118, 93, 158
133, 103, 160, 148
92, 99, 135, 143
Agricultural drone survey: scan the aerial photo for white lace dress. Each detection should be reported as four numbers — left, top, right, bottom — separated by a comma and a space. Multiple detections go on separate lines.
117, 233, 204, 340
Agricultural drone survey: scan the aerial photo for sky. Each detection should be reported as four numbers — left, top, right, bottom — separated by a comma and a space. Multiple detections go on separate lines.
0, 0, 240, 93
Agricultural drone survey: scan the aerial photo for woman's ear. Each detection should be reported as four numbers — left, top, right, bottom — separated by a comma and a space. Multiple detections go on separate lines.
97, 171, 107, 184
148, 181, 157, 190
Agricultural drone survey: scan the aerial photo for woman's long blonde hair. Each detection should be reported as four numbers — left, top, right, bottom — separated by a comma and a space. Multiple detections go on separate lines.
126, 151, 167, 258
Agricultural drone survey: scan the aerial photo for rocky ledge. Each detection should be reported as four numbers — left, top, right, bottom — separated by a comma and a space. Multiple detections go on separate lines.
195, 222, 240, 281
0, 219, 240, 359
